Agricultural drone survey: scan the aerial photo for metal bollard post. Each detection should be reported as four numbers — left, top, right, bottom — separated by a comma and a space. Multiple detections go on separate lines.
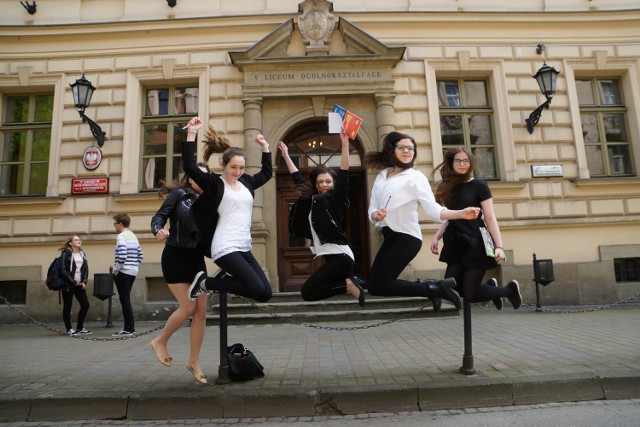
216, 291, 231, 384
533, 253, 543, 312
106, 295, 114, 327
459, 300, 476, 375
107, 266, 114, 327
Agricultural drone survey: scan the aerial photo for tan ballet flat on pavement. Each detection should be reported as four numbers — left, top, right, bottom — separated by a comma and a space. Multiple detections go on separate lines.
186, 364, 208, 384
150, 341, 172, 367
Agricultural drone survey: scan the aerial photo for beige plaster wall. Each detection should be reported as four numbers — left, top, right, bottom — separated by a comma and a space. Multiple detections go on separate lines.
1, 4, 640, 322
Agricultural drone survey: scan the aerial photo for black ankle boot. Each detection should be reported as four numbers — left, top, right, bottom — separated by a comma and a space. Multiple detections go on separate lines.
418, 278, 462, 310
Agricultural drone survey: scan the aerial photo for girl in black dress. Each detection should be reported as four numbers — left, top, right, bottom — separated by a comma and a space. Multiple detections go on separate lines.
430, 146, 521, 310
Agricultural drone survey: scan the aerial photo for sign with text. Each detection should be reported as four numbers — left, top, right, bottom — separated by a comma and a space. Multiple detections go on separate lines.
531, 164, 563, 178
71, 178, 109, 195
246, 68, 391, 85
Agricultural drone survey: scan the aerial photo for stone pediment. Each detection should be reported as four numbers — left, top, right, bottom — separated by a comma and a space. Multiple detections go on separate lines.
229, 17, 405, 70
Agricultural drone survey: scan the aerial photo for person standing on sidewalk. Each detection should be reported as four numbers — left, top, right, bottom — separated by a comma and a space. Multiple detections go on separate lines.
182, 116, 273, 303
149, 163, 210, 384
430, 146, 521, 309
112, 213, 143, 337
364, 131, 481, 310
279, 130, 365, 306
58, 235, 92, 337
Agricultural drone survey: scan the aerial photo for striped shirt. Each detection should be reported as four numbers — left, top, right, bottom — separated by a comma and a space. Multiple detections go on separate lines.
113, 229, 143, 276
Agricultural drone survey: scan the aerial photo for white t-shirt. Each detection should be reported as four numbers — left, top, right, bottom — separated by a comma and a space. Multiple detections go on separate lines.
211, 180, 253, 261
367, 167, 444, 241
308, 211, 354, 260
73, 251, 83, 283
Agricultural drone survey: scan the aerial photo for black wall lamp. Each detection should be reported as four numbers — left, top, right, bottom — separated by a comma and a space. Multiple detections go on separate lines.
167, 0, 177, 7
526, 62, 560, 134
20, 1, 37, 14
70, 74, 106, 147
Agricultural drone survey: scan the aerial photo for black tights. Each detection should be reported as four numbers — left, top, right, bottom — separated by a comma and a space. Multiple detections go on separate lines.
368, 227, 431, 297
204, 250, 272, 303
300, 254, 353, 301
444, 264, 512, 303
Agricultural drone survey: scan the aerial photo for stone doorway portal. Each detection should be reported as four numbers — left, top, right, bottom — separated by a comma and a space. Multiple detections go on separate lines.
275, 119, 370, 292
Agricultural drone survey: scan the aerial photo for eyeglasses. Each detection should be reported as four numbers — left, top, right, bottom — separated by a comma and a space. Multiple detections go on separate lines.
395, 144, 414, 153
453, 159, 471, 165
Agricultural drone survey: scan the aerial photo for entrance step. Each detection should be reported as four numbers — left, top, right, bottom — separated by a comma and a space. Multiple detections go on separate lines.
204, 292, 459, 326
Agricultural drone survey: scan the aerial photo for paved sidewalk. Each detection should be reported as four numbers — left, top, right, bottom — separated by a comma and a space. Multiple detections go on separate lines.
1, 304, 639, 422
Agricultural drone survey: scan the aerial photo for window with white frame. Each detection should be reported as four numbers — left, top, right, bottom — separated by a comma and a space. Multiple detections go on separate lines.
140, 86, 198, 190
576, 78, 634, 177
437, 79, 497, 179
0, 94, 53, 196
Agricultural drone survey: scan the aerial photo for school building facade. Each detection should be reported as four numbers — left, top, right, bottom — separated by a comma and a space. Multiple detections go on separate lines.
1, 0, 639, 323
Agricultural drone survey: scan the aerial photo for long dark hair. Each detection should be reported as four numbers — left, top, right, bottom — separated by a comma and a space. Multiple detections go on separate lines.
201, 124, 245, 167
297, 165, 338, 197
432, 146, 474, 208
158, 162, 209, 196
364, 131, 416, 170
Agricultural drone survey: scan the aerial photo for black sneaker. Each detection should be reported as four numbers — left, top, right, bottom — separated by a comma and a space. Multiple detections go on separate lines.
507, 280, 522, 310
111, 330, 134, 337
487, 278, 503, 310
67, 329, 77, 337
188, 271, 208, 301
76, 328, 93, 336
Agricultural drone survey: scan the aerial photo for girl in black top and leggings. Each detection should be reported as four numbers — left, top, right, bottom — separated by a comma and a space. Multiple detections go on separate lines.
183, 117, 273, 303
59, 235, 91, 337
279, 130, 365, 306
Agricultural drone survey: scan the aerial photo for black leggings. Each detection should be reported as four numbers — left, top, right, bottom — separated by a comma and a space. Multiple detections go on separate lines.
444, 264, 512, 302
61, 286, 90, 331
114, 272, 136, 332
368, 227, 430, 297
300, 254, 353, 301
205, 251, 272, 302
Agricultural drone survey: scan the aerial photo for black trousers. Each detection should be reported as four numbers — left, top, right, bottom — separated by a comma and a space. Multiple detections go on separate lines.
61, 286, 90, 331
205, 251, 272, 302
300, 253, 353, 301
114, 272, 136, 332
368, 227, 431, 297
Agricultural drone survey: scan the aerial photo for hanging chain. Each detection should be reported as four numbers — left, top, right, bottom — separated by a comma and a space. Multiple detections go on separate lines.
234, 295, 443, 331
0, 295, 164, 341
2, 291, 639, 337
520, 292, 640, 314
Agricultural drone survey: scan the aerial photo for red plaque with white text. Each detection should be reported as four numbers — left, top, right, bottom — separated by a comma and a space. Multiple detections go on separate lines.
71, 178, 109, 195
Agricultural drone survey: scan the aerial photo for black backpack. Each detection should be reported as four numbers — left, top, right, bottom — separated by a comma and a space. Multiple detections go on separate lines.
45, 256, 65, 291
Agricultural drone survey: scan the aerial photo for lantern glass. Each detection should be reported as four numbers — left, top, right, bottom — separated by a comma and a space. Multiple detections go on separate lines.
533, 64, 559, 98
71, 75, 95, 110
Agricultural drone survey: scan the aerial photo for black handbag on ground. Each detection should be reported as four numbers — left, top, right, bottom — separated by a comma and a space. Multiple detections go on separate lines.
227, 343, 265, 381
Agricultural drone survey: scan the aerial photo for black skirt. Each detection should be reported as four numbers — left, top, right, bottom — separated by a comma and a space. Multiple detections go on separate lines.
439, 226, 497, 270
161, 244, 207, 284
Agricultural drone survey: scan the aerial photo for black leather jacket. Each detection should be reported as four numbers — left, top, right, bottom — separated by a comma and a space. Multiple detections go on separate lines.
150, 188, 199, 249
288, 169, 349, 245
59, 248, 88, 292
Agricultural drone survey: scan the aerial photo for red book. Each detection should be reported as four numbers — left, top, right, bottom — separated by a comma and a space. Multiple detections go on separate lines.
342, 110, 363, 140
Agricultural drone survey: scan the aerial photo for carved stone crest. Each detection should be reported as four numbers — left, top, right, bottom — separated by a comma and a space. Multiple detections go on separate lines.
297, 0, 336, 55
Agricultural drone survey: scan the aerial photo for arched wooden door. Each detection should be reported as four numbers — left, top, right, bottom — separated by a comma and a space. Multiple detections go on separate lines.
276, 120, 369, 292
